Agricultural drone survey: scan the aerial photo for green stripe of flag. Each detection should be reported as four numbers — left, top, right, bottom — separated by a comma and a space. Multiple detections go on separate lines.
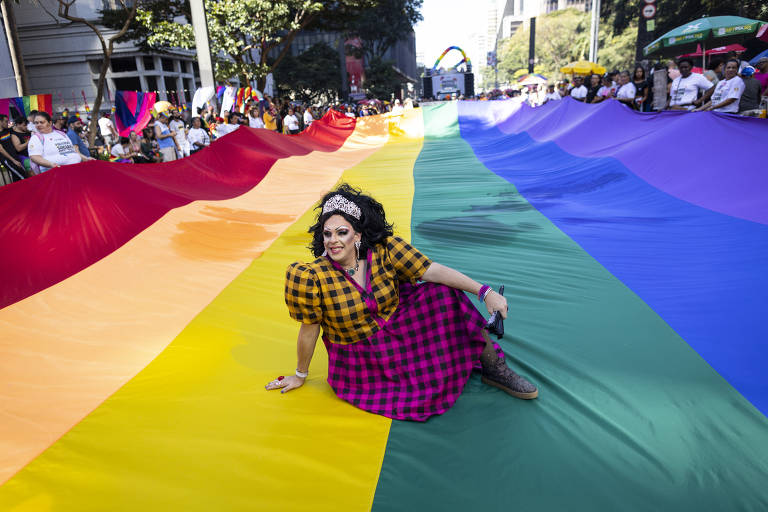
371, 102, 768, 511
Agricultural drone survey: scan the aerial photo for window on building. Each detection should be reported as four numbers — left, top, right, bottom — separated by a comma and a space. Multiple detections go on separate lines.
546, 0, 558, 12
193, 62, 200, 77
143, 56, 155, 70
162, 58, 175, 72
186, 61, 193, 74
183, 78, 193, 97
111, 57, 137, 73
112, 76, 141, 91
145, 75, 158, 93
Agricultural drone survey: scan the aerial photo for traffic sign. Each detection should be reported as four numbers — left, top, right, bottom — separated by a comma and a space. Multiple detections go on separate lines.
642, 4, 656, 19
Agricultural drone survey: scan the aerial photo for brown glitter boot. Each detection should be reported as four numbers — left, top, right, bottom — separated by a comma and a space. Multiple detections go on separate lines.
481, 357, 538, 399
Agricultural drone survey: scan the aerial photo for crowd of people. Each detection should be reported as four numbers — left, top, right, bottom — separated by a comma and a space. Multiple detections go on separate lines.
468, 55, 768, 116
3, 56, 766, 187
0, 94, 418, 186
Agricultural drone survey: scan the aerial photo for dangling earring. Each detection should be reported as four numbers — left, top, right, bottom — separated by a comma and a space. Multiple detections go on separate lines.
354, 240, 361, 261
322, 249, 327, 256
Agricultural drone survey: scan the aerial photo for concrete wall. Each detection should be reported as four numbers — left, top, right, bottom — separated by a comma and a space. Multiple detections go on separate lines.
0, 12, 17, 97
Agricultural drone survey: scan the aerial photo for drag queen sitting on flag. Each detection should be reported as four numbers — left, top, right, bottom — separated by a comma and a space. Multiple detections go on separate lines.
265, 184, 537, 421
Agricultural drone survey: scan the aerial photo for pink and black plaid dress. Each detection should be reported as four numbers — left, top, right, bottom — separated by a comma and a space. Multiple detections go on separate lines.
285, 236, 487, 421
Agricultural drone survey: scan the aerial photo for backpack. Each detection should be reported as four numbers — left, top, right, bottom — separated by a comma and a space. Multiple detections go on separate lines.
25, 132, 45, 175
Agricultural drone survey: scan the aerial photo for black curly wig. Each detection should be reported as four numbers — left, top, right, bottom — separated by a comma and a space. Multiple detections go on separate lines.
308, 184, 394, 258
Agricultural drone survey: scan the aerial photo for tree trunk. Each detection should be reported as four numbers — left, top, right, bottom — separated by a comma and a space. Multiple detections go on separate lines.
256, 45, 268, 91
88, 54, 111, 147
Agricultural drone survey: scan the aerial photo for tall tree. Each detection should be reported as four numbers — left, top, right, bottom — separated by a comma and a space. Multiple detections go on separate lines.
496, 8, 636, 86
338, 0, 422, 100
363, 56, 401, 99
57, 0, 140, 145
498, 9, 590, 82
274, 42, 341, 103
108, 0, 375, 89
345, 0, 422, 62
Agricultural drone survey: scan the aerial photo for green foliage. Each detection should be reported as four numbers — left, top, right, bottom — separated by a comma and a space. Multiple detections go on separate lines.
495, 8, 637, 85
364, 57, 401, 99
345, 0, 423, 61
101, 0, 188, 50
602, 0, 767, 34
107, 0, 378, 85
598, 20, 637, 73
134, 0, 326, 84
497, 9, 589, 83
274, 43, 341, 103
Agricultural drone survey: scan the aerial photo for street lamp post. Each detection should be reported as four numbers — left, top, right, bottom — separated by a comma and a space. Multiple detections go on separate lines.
189, 0, 216, 90
494, 37, 499, 89
588, 0, 601, 63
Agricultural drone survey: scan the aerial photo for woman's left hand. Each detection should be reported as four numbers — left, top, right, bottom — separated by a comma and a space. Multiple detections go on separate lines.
484, 290, 508, 319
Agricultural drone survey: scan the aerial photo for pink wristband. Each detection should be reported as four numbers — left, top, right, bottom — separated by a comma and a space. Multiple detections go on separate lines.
478, 285, 491, 301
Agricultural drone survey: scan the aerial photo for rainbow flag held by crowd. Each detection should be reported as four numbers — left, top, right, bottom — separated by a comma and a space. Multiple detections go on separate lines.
0, 94, 53, 118
114, 90, 157, 137
1, 101, 767, 511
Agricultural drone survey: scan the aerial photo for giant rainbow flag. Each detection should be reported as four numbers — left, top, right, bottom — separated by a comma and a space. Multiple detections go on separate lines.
0, 94, 53, 118
1, 101, 767, 510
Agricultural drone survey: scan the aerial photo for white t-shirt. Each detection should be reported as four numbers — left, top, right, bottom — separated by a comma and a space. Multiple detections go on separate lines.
98, 117, 115, 137
110, 143, 128, 158
710, 76, 745, 113
169, 119, 187, 146
187, 127, 210, 148
670, 73, 713, 108
248, 114, 265, 129
616, 82, 637, 100
303, 110, 314, 126
596, 85, 610, 98
28, 130, 81, 171
345, 112, 356, 118
570, 85, 588, 99
284, 114, 299, 131
216, 123, 239, 138
544, 92, 561, 102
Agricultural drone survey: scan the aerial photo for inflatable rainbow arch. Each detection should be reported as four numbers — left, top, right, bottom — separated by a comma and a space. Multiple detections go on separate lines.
431, 45, 471, 71
1, 101, 767, 510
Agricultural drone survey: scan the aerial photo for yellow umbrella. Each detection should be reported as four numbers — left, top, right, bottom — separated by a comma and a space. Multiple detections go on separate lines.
560, 61, 606, 75
153, 101, 173, 114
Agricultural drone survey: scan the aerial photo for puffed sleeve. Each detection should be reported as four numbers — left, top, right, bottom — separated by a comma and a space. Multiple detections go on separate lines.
285, 262, 323, 324
385, 236, 432, 284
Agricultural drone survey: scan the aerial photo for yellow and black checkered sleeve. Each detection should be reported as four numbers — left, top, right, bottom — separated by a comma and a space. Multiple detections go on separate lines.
285, 262, 323, 324
386, 236, 432, 284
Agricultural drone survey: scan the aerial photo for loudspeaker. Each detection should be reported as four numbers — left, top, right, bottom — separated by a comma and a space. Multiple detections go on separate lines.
422, 76, 433, 98
464, 73, 475, 97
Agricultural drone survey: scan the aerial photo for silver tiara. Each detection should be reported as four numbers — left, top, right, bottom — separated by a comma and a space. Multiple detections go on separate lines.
322, 194, 361, 220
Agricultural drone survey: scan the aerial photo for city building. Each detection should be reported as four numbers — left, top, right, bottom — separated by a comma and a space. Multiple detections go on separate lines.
1, 11, 18, 98
7, 0, 200, 114
3, 0, 418, 113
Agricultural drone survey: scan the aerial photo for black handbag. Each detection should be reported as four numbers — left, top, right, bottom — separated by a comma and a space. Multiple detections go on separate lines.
484, 285, 505, 339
